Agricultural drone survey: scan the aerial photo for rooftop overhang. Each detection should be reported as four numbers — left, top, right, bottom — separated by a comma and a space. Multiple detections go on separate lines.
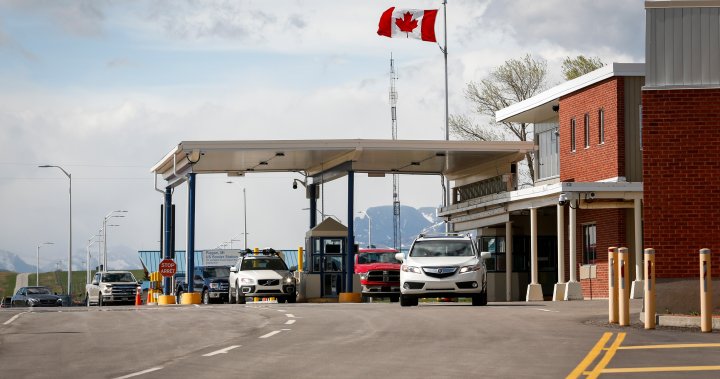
151, 139, 535, 187
495, 63, 645, 124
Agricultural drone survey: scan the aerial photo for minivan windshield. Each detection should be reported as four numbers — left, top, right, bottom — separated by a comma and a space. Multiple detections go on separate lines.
409, 240, 474, 257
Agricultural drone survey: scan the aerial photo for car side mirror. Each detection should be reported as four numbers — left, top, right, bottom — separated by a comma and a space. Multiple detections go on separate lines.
230, 267, 238, 273
92, 280, 98, 285
480, 251, 492, 260
395, 252, 404, 262
137, 281, 143, 286
289, 265, 298, 272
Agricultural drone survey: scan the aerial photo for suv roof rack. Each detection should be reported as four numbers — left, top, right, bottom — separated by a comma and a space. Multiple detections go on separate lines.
241, 248, 281, 258
417, 233, 471, 239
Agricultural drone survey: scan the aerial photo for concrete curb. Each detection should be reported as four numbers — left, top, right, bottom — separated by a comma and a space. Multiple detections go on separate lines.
640, 311, 720, 329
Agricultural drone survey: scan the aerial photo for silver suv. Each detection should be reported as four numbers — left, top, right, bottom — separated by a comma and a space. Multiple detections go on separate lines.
396, 234, 490, 307
228, 250, 297, 304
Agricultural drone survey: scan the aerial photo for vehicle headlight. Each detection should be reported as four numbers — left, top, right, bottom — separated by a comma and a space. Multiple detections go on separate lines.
402, 265, 422, 274
284, 275, 295, 284
358, 272, 368, 280
209, 283, 220, 289
103, 287, 112, 293
459, 264, 482, 273
240, 278, 255, 284
28, 298, 39, 303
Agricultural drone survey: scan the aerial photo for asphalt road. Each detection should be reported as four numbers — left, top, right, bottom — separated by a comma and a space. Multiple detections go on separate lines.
0, 300, 717, 378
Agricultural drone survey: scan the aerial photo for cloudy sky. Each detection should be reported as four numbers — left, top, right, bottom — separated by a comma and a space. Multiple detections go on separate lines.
0, 0, 645, 270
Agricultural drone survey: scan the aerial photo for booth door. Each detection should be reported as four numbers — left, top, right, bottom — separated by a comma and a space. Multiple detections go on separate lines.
313, 238, 345, 297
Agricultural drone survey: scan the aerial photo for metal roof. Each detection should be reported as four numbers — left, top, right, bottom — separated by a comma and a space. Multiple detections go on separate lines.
495, 63, 645, 124
151, 139, 534, 186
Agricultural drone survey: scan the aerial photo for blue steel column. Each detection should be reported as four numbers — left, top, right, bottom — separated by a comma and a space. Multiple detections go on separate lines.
163, 186, 172, 296
186, 173, 196, 293
309, 183, 317, 228
346, 171, 355, 293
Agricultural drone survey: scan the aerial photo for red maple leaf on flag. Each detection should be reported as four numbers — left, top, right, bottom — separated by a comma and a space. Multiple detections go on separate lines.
395, 12, 418, 36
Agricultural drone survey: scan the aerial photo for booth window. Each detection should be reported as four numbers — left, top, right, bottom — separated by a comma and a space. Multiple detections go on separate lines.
582, 224, 597, 264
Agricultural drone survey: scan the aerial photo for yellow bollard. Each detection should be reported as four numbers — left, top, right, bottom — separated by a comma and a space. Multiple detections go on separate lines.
608, 247, 619, 324
254, 247, 259, 253
618, 247, 630, 326
298, 247, 304, 272
644, 248, 656, 329
700, 248, 713, 333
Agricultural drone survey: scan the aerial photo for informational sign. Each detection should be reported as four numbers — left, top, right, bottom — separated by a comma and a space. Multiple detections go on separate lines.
203, 250, 243, 266
159, 259, 177, 277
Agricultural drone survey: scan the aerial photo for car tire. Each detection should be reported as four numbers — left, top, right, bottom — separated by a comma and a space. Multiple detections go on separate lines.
176, 289, 184, 304
235, 284, 246, 305
85, 294, 90, 307
286, 296, 296, 304
202, 290, 210, 305
472, 291, 487, 306
400, 295, 418, 307
390, 295, 400, 303
228, 287, 236, 304
98, 295, 103, 307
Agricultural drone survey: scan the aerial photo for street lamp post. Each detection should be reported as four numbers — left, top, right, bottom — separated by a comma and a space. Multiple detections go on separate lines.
357, 211, 372, 248
102, 210, 127, 270
226, 182, 248, 250
36, 242, 54, 286
38, 164, 72, 299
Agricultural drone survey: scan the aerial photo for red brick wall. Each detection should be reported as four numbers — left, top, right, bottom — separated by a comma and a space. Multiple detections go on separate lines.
558, 77, 625, 182
560, 208, 627, 298
642, 88, 720, 278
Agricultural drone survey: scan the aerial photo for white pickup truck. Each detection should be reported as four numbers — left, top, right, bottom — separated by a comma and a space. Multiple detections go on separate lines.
85, 271, 140, 306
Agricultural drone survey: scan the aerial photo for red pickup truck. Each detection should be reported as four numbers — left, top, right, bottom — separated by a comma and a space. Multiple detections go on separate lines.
355, 248, 401, 302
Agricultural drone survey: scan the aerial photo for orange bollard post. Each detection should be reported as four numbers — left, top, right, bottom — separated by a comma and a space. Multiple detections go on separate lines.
618, 247, 630, 326
135, 287, 142, 306
608, 247, 619, 324
700, 248, 713, 333
644, 248, 656, 329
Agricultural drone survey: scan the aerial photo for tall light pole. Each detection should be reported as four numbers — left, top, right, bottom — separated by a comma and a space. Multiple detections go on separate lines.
39, 164, 72, 298
102, 210, 127, 270
86, 234, 101, 284
36, 242, 54, 286
357, 211, 372, 248
226, 182, 248, 250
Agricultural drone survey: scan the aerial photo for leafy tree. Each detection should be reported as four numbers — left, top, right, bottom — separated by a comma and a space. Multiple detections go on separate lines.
562, 55, 605, 80
450, 54, 548, 186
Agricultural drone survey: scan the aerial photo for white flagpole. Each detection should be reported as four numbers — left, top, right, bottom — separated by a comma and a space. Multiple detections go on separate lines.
442, 0, 450, 233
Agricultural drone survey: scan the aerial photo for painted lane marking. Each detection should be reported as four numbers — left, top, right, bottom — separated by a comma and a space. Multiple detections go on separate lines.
285, 314, 295, 318
259, 330, 282, 339
203, 345, 241, 357
585, 332, 625, 379
285, 319, 296, 325
534, 308, 560, 313
3, 312, 27, 326
282, 328, 291, 331
276, 309, 286, 312
113, 367, 163, 379
566, 332, 613, 379
602, 365, 720, 374
618, 342, 720, 350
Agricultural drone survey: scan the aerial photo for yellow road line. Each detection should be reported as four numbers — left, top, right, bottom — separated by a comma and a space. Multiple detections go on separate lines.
566, 332, 613, 379
602, 365, 720, 373
618, 343, 720, 350
585, 332, 626, 379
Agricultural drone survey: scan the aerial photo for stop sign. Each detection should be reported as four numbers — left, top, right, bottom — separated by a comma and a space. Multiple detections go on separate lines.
159, 259, 177, 277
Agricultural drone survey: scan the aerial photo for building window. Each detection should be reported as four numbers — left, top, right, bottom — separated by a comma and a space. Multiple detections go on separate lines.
570, 118, 576, 152
598, 109, 605, 144
584, 113, 590, 149
583, 224, 597, 264
639, 105, 642, 150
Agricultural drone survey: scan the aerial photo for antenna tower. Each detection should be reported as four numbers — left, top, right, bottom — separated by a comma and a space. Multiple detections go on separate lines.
390, 54, 401, 250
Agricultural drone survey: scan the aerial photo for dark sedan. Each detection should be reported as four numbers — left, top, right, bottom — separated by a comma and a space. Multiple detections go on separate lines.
11, 286, 63, 307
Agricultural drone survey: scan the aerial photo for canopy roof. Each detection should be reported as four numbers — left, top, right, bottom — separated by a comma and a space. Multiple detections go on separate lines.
151, 139, 534, 186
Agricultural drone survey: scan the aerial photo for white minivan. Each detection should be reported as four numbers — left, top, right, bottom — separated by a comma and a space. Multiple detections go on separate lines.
396, 234, 491, 307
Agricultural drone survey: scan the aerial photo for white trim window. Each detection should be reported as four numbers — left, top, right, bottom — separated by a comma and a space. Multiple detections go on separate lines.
598, 108, 605, 144
570, 118, 576, 152
584, 113, 590, 149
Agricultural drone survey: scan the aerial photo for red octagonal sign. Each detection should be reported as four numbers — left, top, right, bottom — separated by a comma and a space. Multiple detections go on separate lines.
159, 259, 177, 277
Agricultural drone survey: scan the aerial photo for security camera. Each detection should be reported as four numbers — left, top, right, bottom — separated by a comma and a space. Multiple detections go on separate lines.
558, 193, 568, 206
292, 182, 298, 189
552, 104, 560, 112
588, 192, 596, 199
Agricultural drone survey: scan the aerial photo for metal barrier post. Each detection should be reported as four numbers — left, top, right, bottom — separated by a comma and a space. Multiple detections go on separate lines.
700, 248, 712, 333
608, 247, 618, 324
618, 247, 630, 326
298, 247, 303, 272
644, 248, 656, 329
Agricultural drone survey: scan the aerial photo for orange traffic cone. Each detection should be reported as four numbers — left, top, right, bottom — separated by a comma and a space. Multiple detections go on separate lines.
135, 287, 142, 306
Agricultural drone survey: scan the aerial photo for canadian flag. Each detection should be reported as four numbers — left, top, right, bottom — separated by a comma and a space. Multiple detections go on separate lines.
377, 7, 438, 43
